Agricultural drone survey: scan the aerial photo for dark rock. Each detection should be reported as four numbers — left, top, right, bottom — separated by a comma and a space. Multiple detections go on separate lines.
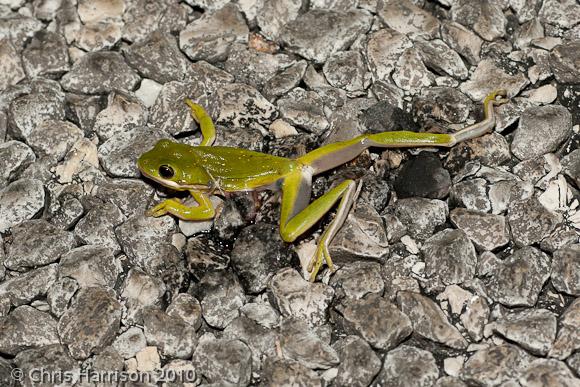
0, 179, 46, 233
58, 245, 121, 288
192, 337, 252, 386
14, 345, 79, 387
460, 344, 531, 386
21, 30, 69, 78
394, 153, 451, 199
508, 197, 561, 246
374, 345, 439, 387
451, 0, 507, 41
0, 306, 59, 355
549, 41, 580, 84
262, 357, 322, 387
0, 264, 58, 307
120, 268, 166, 325
278, 87, 329, 134
333, 335, 381, 387
393, 198, 448, 241
422, 229, 477, 284
551, 244, 580, 296
143, 307, 197, 359
330, 261, 384, 300
231, 223, 294, 293
450, 208, 510, 251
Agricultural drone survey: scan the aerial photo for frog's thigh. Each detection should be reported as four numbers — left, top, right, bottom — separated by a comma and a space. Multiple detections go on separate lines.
279, 170, 354, 243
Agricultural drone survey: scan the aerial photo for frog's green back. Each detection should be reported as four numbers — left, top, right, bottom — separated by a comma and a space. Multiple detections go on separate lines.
193, 146, 297, 191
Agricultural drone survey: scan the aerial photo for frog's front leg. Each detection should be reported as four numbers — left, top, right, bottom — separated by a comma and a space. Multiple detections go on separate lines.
147, 190, 215, 220
184, 99, 216, 146
279, 170, 359, 281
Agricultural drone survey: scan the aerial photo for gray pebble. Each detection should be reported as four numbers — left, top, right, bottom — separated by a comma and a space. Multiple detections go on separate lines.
440, 21, 482, 65
377, 0, 440, 38
14, 344, 79, 387
8, 88, 65, 140
143, 307, 197, 359
0, 39, 25, 92
459, 59, 529, 101
281, 9, 372, 64
485, 246, 551, 307
195, 270, 246, 329
398, 291, 467, 349
450, 208, 510, 251
47, 277, 78, 318
520, 358, 580, 387
511, 105, 573, 160
0, 263, 58, 307
264, 60, 308, 100
120, 268, 166, 325
21, 30, 69, 78
374, 345, 439, 387
337, 294, 412, 350
451, 0, 507, 41
166, 293, 202, 330
262, 356, 322, 387
323, 50, 370, 96
0, 305, 59, 356
93, 90, 148, 141
551, 244, 580, 296
74, 203, 125, 253
330, 261, 384, 300
27, 119, 83, 160
278, 87, 329, 134
415, 38, 468, 80
0, 140, 35, 187
550, 41, 580, 84
508, 197, 561, 247
460, 344, 532, 386
393, 198, 448, 241
57, 286, 122, 359
58, 245, 121, 288
61, 51, 140, 94
192, 337, 252, 386
270, 268, 334, 327
450, 178, 491, 212
112, 327, 147, 360
0, 179, 46, 233
550, 298, 580, 360
422, 228, 477, 284
333, 335, 381, 387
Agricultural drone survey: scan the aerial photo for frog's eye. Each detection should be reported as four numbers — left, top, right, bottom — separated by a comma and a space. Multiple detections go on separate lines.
158, 165, 175, 179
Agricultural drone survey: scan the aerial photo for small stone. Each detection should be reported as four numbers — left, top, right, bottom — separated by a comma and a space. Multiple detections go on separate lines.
112, 327, 147, 359
329, 204, 389, 263
459, 59, 529, 101
74, 203, 125, 253
256, 0, 301, 40
511, 105, 573, 160
393, 198, 448, 241
377, 0, 440, 38
54, 138, 99, 184
77, 0, 124, 23
0, 179, 45, 233
26, 120, 83, 160
264, 60, 308, 100
21, 30, 69, 77
166, 293, 202, 330
333, 335, 381, 387
375, 345, 439, 387
449, 178, 491, 213
179, 4, 249, 62
120, 268, 166, 325
440, 21, 483, 65
269, 118, 298, 138
124, 31, 190, 84
549, 41, 580, 84
484, 246, 551, 307
446, 132, 511, 174
93, 179, 153, 219
223, 315, 278, 370
413, 87, 472, 124
488, 179, 534, 215
551, 244, 580, 296
231, 223, 293, 293
14, 345, 79, 387
194, 270, 246, 329
562, 149, 580, 188
508, 197, 561, 247
270, 268, 334, 326
487, 308, 557, 355
76, 20, 122, 52
550, 298, 580, 360
61, 51, 140, 94
368, 30, 413, 82
323, 51, 369, 96
143, 307, 197, 359
192, 337, 252, 386
540, 0, 580, 30
460, 295, 489, 342
134, 78, 162, 108
93, 91, 147, 141
98, 126, 167, 177
281, 9, 372, 64
278, 87, 329, 134
414, 39, 468, 80
122, 0, 187, 43
0, 140, 35, 187
395, 153, 451, 199
460, 344, 532, 386
520, 359, 580, 387
8, 88, 66, 140
330, 261, 384, 300
337, 295, 412, 350
398, 291, 468, 349
262, 357, 322, 387
451, 0, 507, 41
278, 318, 339, 370
0, 264, 58, 307
0, 306, 59, 356
135, 346, 160, 372
422, 229, 477, 284
450, 208, 509, 251
59, 245, 121, 288
58, 286, 122, 359
392, 47, 435, 92
47, 277, 78, 317
0, 39, 25, 92
185, 236, 230, 276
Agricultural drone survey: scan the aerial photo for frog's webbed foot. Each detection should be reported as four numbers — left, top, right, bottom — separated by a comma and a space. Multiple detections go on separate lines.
146, 198, 182, 218
307, 234, 336, 282
146, 190, 215, 220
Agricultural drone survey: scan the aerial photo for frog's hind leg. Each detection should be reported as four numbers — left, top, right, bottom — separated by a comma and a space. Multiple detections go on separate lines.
298, 89, 508, 174
279, 170, 359, 281
184, 99, 216, 146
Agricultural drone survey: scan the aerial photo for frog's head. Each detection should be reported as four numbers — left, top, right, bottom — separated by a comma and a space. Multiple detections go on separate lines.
137, 139, 211, 191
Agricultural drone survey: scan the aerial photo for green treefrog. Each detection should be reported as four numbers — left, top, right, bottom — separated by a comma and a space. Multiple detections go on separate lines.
138, 90, 508, 281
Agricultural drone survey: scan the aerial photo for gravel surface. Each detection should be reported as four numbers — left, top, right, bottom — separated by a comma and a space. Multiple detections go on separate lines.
0, 0, 579, 386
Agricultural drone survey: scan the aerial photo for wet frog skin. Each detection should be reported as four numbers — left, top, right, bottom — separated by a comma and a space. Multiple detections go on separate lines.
138, 90, 508, 281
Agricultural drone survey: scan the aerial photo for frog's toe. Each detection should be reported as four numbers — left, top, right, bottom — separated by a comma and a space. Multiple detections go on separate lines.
307, 244, 335, 282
